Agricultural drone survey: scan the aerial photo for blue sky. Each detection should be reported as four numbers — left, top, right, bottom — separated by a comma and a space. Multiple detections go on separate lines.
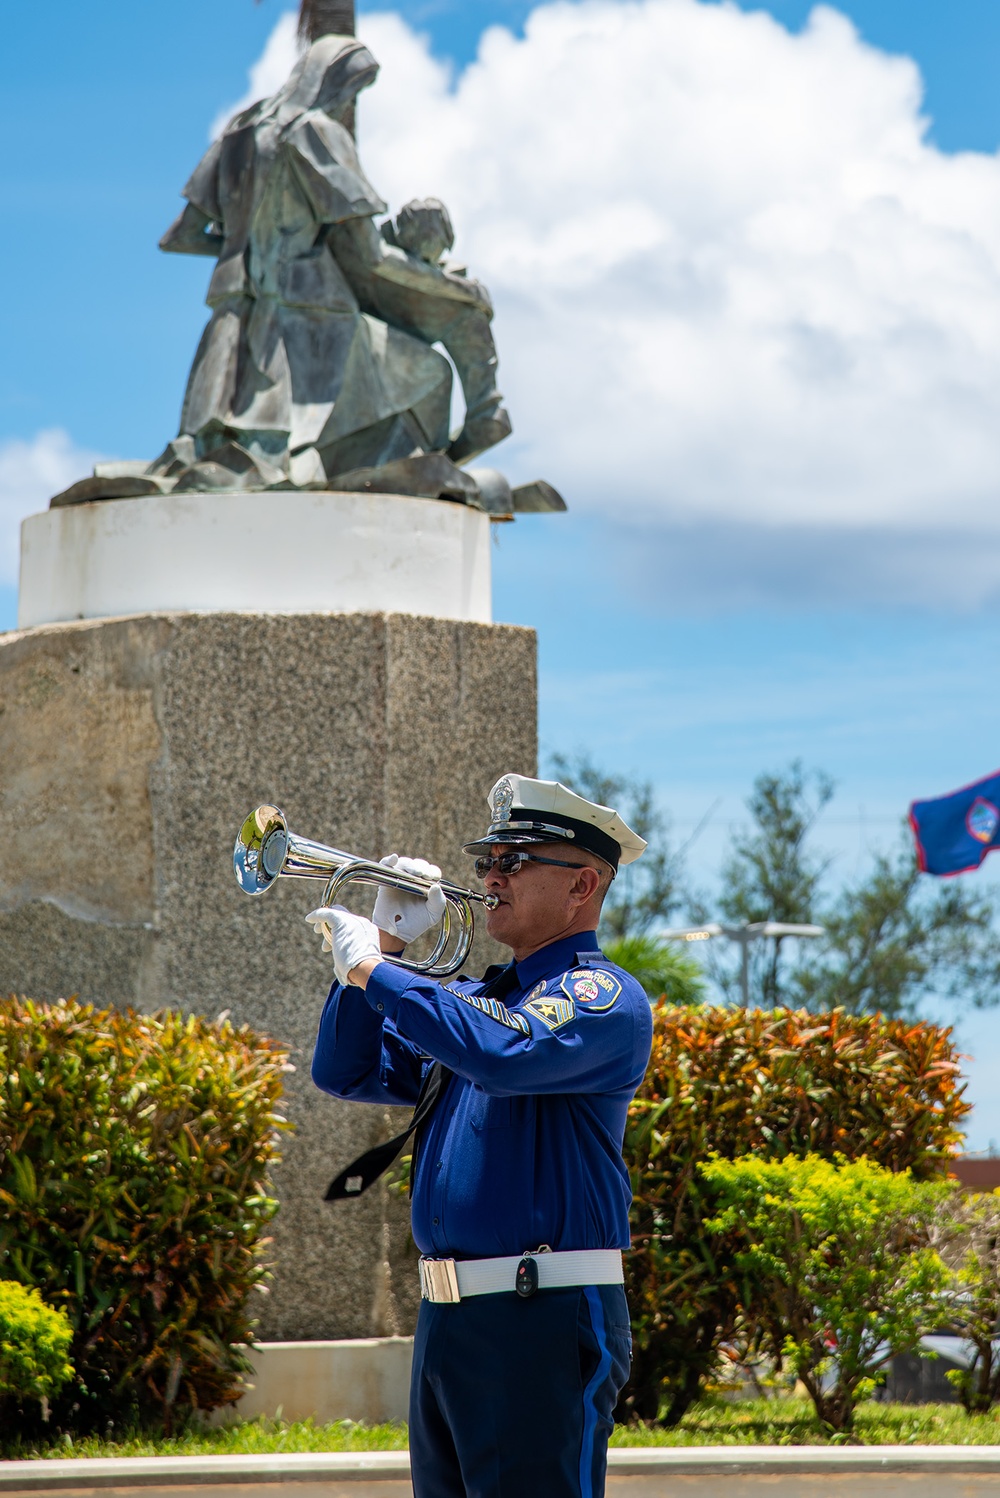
5, 0, 1000, 1142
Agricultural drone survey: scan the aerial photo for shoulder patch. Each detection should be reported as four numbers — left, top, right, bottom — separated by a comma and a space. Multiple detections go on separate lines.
560, 968, 622, 1012
443, 984, 530, 1035
525, 995, 576, 1031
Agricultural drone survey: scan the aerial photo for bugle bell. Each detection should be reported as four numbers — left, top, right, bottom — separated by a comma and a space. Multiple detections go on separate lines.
233, 804, 497, 978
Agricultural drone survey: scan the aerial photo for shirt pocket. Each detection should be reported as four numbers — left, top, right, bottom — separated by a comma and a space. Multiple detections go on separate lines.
469, 1089, 513, 1131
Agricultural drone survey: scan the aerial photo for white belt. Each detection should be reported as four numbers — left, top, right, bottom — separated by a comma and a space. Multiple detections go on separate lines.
419, 1248, 624, 1303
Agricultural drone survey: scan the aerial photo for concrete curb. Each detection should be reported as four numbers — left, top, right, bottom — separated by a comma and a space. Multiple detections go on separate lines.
608, 1445, 1000, 1473
3, 1447, 1000, 1488
0, 1454, 409, 1490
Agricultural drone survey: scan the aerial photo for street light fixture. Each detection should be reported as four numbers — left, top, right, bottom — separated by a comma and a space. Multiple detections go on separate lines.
659, 921, 826, 1007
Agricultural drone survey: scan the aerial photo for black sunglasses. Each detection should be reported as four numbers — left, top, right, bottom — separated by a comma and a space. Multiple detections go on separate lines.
473, 852, 588, 879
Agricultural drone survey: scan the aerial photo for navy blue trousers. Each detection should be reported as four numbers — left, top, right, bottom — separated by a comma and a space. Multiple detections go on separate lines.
409, 1284, 631, 1498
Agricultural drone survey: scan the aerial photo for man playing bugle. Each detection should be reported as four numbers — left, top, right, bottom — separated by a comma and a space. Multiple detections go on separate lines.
307, 773, 652, 1498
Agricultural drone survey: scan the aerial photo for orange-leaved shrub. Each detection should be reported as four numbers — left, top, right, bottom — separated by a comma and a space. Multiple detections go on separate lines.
622, 1004, 969, 1424
0, 997, 289, 1435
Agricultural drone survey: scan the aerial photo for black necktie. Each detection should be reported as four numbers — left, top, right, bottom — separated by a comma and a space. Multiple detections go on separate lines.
324, 963, 519, 1202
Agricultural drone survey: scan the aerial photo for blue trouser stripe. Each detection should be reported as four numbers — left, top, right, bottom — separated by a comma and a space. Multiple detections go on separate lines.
579, 1286, 613, 1498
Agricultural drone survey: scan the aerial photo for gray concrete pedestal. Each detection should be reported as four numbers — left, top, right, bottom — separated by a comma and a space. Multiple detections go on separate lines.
0, 609, 536, 1339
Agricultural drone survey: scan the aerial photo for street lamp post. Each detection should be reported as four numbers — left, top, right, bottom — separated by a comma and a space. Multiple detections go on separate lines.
659, 921, 826, 1007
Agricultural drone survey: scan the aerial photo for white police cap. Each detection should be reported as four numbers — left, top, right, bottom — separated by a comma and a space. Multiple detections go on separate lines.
463, 773, 647, 872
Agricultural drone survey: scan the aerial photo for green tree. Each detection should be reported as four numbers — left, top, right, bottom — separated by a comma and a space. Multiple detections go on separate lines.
710, 762, 833, 1006
711, 763, 1000, 1016
549, 753, 686, 942
703, 1154, 949, 1433
931, 1189, 1000, 1414
792, 830, 1000, 1018
555, 754, 1000, 1017
603, 935, 705, 1006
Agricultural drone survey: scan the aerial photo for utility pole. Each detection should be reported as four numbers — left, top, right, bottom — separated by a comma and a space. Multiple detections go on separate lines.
297, 2, 358, 134
298, 0, 355, 39
660, 921, 825, 1007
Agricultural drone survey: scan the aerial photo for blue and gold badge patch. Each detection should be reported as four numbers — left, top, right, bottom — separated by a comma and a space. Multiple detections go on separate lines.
559, 968, 622, 1012
525, 995, 576, 1031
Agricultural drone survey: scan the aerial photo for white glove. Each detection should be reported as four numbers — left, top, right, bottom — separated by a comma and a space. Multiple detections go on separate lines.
305, 905, 383, 986
372, 854, 447, 943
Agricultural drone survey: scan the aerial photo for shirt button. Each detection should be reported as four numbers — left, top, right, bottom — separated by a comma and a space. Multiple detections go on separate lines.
376, 1003, 384, 1012
433, 1217, 439, 1226
437, 1161, 443, 1170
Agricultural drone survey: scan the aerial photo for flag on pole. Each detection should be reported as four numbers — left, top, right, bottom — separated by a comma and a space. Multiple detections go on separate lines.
909, 769, 1000, 876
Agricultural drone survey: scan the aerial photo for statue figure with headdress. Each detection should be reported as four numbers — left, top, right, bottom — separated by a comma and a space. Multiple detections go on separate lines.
54, 0, 562, 517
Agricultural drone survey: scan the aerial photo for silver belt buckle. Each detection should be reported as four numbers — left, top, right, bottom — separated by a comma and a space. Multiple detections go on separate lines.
419, 1257, 460, 1303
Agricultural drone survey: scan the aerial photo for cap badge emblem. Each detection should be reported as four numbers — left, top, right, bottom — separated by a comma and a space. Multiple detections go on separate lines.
492, 777, 514, 823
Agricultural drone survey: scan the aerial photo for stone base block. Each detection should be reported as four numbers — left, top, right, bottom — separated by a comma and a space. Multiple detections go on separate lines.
0, 610, 536, 1340
213, 1338, 414, 1426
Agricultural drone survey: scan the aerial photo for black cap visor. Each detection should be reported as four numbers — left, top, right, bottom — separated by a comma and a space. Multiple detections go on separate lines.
463, 810, 621, 871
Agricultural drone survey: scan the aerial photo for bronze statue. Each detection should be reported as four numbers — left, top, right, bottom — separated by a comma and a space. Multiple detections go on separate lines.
51, 4, 563, 517
151, 33, 511, 497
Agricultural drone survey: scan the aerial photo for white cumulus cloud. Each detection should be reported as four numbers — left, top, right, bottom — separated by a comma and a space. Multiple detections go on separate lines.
0, 431, 103, 589
216, 1, 1000, 606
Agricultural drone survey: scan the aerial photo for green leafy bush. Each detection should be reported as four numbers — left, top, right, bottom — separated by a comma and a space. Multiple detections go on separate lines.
702, 1154, 948, 1432
623, 1004, 968, 1424
930, 1188, 1000, 1414
0, 1280, 73, 1403
0, 997, 289, 1433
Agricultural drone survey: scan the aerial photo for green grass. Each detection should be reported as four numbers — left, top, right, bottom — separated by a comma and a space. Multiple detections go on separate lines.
0, 1419, 409, 1461
609, 1398, 1000, 1446
6, 1400, 1000, 1459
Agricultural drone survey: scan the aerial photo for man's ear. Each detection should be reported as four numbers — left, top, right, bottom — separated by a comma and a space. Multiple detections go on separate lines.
570, 866, 602, 905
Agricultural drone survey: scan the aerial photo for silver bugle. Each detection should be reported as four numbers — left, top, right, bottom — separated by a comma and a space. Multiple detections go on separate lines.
233, 804, 498, 978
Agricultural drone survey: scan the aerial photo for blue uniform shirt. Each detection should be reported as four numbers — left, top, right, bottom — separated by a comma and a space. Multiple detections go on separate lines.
311, 931, 653, 1260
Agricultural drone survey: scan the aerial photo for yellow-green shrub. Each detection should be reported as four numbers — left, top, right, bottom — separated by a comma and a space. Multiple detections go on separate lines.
623, 1004, 968, 1424
703, 1154, 949, 1432
931, 1188, 1000, 1414
0, 998, 289, 1433
0, 1280, 73, 1403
